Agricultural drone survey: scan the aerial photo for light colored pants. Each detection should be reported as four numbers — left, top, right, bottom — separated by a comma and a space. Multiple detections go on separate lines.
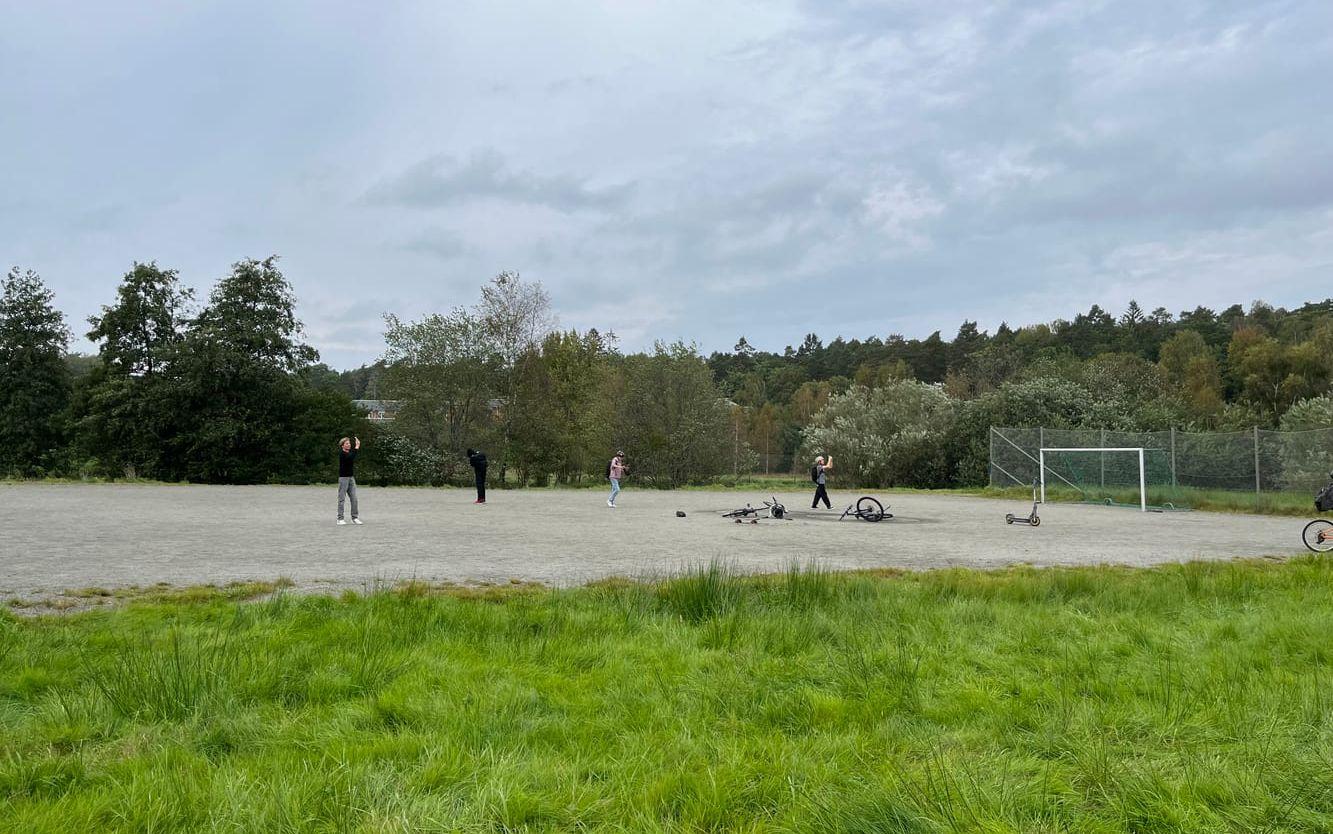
338, 477, 359, 519
609, 478, 621, 505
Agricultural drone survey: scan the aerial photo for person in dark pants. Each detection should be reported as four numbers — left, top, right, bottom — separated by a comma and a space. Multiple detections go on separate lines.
466, 448, 487, 503
337, 436, 362, 524
811, 454, 833, 509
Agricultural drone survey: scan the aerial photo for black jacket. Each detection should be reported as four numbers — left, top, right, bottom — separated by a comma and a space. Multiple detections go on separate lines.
467, 450, 487, 472
339, 449, 357, 478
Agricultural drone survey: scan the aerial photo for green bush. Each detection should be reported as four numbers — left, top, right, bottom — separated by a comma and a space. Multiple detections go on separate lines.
801, 381, 958, 488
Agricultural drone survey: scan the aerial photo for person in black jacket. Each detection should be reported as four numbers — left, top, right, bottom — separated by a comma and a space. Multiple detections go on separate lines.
811, 454, 833, 510
337, 436, 362, 524
466, 448, 487, 503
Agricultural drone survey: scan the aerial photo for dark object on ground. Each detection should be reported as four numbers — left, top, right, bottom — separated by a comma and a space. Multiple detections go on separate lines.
676, 511, 686, 517
1315, 472, 1333, 512
1005, 479, 1042, 527
840, 496, 890, 522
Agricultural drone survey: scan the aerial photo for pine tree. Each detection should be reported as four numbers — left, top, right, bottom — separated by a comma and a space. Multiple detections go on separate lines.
0, 268, 71, 474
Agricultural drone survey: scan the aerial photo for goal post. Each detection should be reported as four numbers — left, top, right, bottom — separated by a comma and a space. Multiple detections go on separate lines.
1040, 447, 1146, 512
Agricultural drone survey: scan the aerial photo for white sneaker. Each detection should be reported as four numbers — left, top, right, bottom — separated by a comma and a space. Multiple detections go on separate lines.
337, 519, 347, 525
352, 518, 363, 525
607, 500, 615, 508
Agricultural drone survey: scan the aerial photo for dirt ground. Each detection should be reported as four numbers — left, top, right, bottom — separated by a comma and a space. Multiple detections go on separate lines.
1, 483, 1309, 607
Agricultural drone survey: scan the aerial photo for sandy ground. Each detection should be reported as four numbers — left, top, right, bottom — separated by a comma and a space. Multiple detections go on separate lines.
0, 483, 1311, 605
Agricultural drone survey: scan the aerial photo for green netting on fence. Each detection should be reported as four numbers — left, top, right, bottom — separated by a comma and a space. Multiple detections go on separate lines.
989, 426, 1333, 508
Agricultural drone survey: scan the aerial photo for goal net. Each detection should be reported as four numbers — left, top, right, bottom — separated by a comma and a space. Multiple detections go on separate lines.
1039, 447, 1148, 511
988, 425, 1333, 510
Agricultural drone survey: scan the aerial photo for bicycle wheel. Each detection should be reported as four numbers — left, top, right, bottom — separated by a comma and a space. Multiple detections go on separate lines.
856, 496, 885, 522
1303, 519, 1333, 553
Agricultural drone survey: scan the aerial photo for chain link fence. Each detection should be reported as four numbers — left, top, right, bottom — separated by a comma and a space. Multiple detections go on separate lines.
990, 426, 1333, 500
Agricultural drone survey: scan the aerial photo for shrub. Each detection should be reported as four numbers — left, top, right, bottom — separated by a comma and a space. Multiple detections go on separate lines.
800, 381, 957, 488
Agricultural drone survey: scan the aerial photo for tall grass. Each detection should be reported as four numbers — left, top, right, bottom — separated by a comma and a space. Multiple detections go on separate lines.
85, 629, 237, 721
656, 560, 743, 622
3, 559, 1333, 831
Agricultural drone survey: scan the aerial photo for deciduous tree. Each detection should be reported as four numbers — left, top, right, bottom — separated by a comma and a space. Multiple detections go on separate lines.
79, 262, 194, 477
477, 271, 553, 480
382, 308, 500, 474
612, 342, 731, 487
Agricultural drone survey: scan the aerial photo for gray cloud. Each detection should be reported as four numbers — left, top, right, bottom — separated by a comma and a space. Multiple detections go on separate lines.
401, 228, 472, 261
2, 0, 1331, 369
365, 150, 633, 212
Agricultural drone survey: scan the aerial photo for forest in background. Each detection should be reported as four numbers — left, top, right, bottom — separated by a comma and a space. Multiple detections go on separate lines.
3, 259, 1332, 488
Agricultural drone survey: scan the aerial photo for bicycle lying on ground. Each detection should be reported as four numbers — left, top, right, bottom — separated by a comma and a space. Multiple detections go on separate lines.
723, 497, 790, 523
1302, 474, 1333, 553
839, 496, 891, 522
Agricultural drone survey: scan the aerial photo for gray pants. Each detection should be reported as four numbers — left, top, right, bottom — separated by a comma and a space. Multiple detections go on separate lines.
337, 477, 359, 520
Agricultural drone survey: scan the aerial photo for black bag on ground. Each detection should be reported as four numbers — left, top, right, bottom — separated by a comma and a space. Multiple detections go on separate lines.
1316, 481, 1333, 513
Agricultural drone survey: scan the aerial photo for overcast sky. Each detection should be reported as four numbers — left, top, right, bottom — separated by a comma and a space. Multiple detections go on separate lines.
3, 1, 1332, 369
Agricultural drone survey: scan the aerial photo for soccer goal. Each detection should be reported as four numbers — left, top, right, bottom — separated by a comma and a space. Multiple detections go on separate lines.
1040, 447, 1146, 512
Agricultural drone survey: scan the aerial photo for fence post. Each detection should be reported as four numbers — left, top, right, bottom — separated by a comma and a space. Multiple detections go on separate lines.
988, 427, 995, 487
1039, 427, 1045, 491
1253, 426, 1261, 495
1100, 427, 1106, 489
1170, 427, 1177, 489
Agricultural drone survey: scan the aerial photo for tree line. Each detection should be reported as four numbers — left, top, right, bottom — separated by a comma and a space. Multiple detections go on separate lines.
0, 260, 366, 482
3, 260, 1332, 488
0, 264, 736, 486
705, 299, 1333, 487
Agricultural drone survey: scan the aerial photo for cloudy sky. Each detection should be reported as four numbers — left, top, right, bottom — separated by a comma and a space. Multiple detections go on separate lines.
3, 0, 1332, 369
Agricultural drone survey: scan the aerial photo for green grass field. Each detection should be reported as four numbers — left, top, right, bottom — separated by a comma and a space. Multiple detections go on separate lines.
3, 559, 1332, 832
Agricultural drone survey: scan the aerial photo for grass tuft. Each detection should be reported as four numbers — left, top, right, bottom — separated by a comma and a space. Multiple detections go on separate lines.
656, 560, 743, 622
85, 629, 238, 721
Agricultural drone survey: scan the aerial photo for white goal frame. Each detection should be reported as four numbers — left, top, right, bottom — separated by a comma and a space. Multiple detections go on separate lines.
1039, 447, 1146, 512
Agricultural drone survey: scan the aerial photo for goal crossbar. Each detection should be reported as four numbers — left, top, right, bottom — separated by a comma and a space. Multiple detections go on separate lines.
1039, 447, 1146, 512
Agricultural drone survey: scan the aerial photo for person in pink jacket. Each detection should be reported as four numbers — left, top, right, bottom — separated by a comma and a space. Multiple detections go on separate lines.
608, 451, 628, 508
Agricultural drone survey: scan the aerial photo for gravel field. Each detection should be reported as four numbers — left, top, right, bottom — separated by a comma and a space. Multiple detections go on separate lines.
1, 483, 1307, 602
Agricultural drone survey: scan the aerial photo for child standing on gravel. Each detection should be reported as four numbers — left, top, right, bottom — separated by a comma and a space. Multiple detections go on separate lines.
608, 451, 627, 508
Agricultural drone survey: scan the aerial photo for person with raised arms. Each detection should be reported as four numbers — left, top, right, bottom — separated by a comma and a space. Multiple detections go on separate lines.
337, 436, 363, 525
811, 454, 833, 510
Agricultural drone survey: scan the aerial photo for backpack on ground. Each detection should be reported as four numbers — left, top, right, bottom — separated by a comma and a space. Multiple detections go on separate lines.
1316, 481, 1333, 513
810, 465, 820, 484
